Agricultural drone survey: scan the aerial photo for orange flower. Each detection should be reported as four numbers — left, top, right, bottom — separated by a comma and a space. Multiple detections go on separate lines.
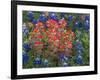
37, 35, 43, 39
33, 27, 40, 33
66, 40, 73, 49
59, 18, 67, 28
34, 41, 43, 46
36, 22, 45, 29
58, 45, 66, 50
46, 19, 60, 28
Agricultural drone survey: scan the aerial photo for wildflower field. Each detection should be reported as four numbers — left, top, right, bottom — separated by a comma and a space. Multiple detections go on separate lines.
22, 11, 90, 68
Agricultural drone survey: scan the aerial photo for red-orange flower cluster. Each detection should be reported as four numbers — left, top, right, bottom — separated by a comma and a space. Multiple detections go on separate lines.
30, 19, 75, 51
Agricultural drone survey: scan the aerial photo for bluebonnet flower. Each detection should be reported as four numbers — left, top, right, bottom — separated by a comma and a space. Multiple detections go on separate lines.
63, 56, 69, 62
43, 59, 49, 66
59, 54, 69, 62
75, 40, 84, 65
75, 41, 83, 51
85, 15, 90, 21
68, 15, 73, 21
84, 15, 90, 31
28, 11, 34, 21
23, 42, 31, 52
23, 52, 29, 65
59, 53, 65, 60
84, 20, 90, 31
60, 13, 65, 18
32, 19, 38, 24
62, 62, 69, 67
77, 50, 82, 55
22, 23, 29, 36
34, 57, 41, 65
74, 21, 82, 29
48, 12, 58, 21
76, 54, 83, 64
39, 14, 47, 23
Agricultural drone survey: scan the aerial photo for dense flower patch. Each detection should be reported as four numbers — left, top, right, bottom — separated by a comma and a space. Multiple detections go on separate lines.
22, 11, 90, 68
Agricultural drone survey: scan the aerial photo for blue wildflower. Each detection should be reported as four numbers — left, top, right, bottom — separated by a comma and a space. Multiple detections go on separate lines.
75, 41, 83, 51
43, 59, 49, 66
85, 15, 90, 21
28, 11, 34, 21
60, 13, 65, 18
68, 15, 73, 21
59, 53, 65, 60
32, 19, 38, 24
22, 23, 29, 36
63, 56, 69, 62
63, 62, 69, 67
23, 52, 29, 65
77, 50, 82, 55
39, 14, 47, 22
84, 20, 90, 31
74, 21, 82, 29
34, 57, 41, 65
23, 42, 31, 52
76, 55, 83, 64
48, 12, 58, 21
59, 54, 65, 60
59, 53, 69, 63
